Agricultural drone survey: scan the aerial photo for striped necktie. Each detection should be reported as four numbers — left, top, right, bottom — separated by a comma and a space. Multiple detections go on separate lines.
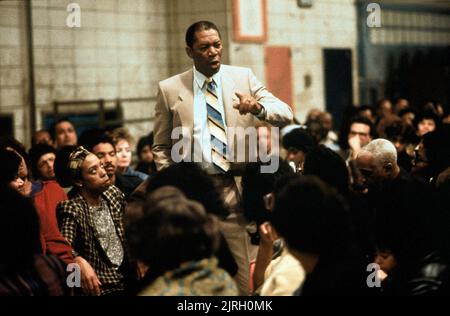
205, 78, 230, 173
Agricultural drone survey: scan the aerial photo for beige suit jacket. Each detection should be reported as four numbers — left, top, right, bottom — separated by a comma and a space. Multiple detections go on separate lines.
152, 65, 293, 171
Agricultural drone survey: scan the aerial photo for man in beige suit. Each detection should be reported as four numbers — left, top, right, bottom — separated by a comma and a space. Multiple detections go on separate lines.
152, 21, 293, 294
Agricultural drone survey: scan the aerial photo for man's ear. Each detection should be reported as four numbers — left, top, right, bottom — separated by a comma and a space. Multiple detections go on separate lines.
185, 46, 193, 59
384, 163, 394, 177
74, 179, 82, 188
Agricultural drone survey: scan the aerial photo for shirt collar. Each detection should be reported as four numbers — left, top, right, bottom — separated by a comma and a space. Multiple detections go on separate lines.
193, 66, 221, 89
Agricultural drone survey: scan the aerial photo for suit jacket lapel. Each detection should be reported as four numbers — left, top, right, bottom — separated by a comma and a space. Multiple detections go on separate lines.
177, 70, 194, 133
222, 74, 238, 126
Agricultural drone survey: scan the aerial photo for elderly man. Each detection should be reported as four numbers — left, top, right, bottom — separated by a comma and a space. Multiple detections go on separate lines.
356, 139, 448, 295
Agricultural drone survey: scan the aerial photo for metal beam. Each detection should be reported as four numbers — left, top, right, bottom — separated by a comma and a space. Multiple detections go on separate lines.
25, 0, 36, 142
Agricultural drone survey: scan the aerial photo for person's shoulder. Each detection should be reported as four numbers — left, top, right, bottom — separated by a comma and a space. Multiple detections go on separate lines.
104, 184, 126, 202
41, 180, 68, 198
221, 64, 252, 75
159, 69, 193, 86
57, 194, 84, 215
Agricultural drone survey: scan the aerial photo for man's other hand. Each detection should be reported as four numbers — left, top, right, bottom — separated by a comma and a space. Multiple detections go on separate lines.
234, 92, 262, 115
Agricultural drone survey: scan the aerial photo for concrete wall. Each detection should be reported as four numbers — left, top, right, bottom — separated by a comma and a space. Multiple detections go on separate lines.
228, 0, 359, 122
0, 1, 28, 142
0, 0, 170, 145
7, 0, 449, 145
166, 0, 230, 76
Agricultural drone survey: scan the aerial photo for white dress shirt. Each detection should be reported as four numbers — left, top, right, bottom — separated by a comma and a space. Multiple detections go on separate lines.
192, 67, 228, 166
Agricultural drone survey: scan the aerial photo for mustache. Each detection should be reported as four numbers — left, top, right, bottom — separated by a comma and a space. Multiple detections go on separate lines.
104, 162, 115, 169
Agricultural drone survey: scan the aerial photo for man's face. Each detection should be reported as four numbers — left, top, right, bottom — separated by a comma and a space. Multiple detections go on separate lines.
319, 113, 333, 132
355, 153, 388, 193
348, 123, 372, 147
55, 121, 77, 149
378, 100, 392, 117
92, 142, 117, 178
37, 152, 56, 180
79, 154, 111, 194
186, 29, 222, 78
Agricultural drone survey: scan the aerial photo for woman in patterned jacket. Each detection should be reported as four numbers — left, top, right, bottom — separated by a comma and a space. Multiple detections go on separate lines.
57, 146, 135, 296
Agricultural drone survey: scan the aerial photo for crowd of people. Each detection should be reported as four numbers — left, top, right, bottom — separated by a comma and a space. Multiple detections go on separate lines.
1, 20, 449, 296
0, 96, 449, 296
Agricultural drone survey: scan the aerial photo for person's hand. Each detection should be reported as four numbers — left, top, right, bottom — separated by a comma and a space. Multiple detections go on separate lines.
348, 134, 362, 159
377, 269, 388, 282
75, 256, 102, 296
234, 92, 262, 115
259, 222, 278, 248
348, 134, 361, 152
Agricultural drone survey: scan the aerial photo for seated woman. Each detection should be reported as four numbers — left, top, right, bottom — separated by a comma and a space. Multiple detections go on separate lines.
0, 186, 69, 296
110, 127, 148, 181
135, 132, 157, 176
127, 186, 238, 296
0, 147, 73, 265
57, 146, 135, 296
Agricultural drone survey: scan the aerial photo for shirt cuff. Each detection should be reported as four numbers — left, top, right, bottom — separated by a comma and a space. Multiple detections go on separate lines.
255, 104, 266, 120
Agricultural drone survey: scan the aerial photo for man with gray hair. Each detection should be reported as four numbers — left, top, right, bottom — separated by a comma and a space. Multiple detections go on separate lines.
356, 138, 400, 193
356, 139, 445, 295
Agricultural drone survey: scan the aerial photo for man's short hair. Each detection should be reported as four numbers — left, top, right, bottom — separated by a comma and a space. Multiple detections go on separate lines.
359, 138, 398, 166
78, 128, 115, 152
282, 127, 315, 153
28, 144, 56, 179
349, 115, 375, 136
185, 21, 221, 48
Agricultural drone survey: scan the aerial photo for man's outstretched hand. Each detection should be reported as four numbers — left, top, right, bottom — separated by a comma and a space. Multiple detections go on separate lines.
234, 92, 262, 115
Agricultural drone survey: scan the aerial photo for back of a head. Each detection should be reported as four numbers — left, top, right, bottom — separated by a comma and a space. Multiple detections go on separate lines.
272, 175, 352, 257
0, 136, 28, 160
78, 128, 114, 152
303, 145, 350, 195
422, 126, 450, 176
241, 159, 294, 224
0, 148, 22, 189
0, 186, 41, 275
127, 188, 220, 276
54, 145, 78, 188
185, 21, 220, 48
146, 162, 228, 218
282, 127, 316, 152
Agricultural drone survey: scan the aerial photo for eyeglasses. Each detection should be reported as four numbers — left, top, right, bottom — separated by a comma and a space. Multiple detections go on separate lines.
349, 131, 369, 137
